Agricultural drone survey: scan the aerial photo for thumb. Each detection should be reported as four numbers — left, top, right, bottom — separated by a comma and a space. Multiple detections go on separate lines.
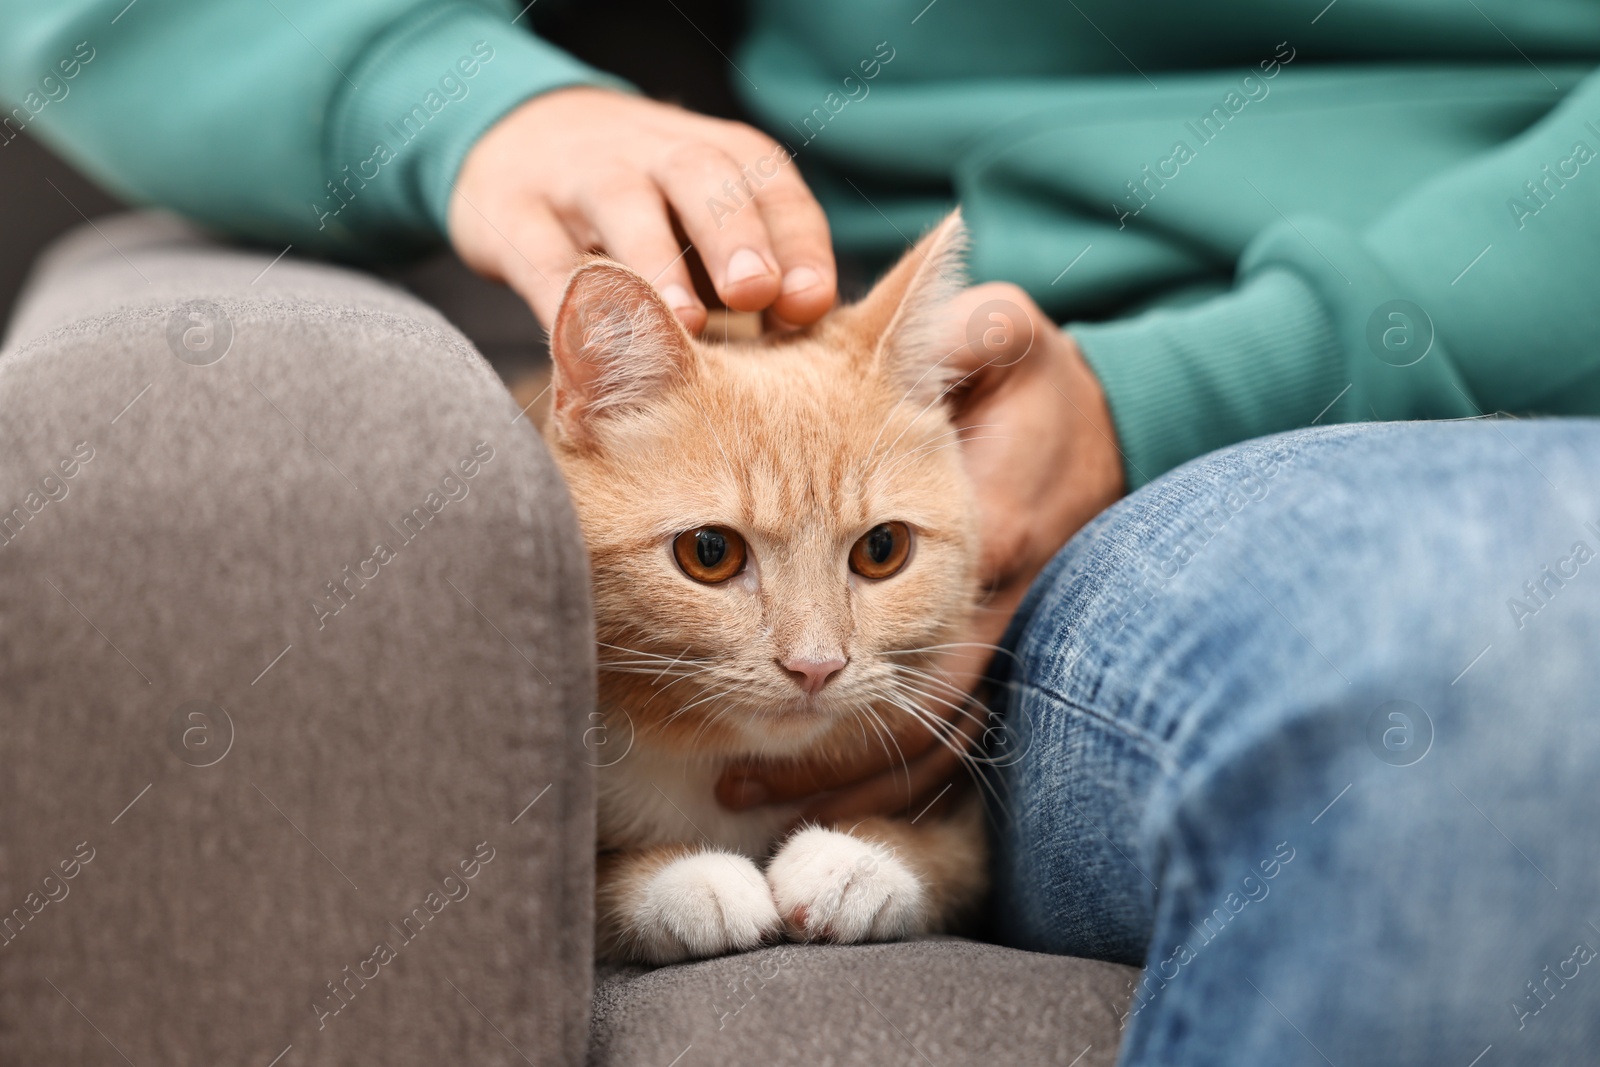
939, 283, 1041, 388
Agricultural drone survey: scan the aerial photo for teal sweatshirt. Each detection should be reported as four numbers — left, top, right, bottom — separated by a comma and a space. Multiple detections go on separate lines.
6, 1, 1600, 486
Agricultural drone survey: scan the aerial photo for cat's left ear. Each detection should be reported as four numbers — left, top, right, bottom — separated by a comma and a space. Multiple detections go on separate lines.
842, 210, 968, 404
548, 260, 696, 445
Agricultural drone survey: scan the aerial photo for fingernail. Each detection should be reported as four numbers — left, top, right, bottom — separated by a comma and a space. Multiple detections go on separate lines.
660, 283, 698, 311
659, 283, 697, 308
727, 777, 769, 808
725, 248, 771, 286
781, 266, 822, 295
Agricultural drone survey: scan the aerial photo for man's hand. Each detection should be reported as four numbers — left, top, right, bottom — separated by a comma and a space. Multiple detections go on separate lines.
716, 283, 1126, 821
449, 87, 837, 332
927, 282, 1127, 694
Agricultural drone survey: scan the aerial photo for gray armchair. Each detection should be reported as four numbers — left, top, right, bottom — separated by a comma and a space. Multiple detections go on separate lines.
0, 151, 1134, 1063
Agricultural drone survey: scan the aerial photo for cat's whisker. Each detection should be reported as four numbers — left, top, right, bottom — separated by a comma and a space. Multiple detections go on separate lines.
870, 701, 914, 778
878, 680, 1021, 813
880, 683, 986, 746
668, 685, 728, 724
647, 644, 697, 686
880, 682, 989, 738
636, 667, 721, 710
597, 643, 711, 667
883, 658, 983, 699
866, 683, 977, 793
598, 668, 713, 697
684, 700, 739, 751
689, 704, 734, 749
866, 684, 1012, 818
871, 675, 988, 751
666, 684, 746, 750
882, 668, 991, 730
920, 421, 1002, 444
877, 656, 990, 707
884, 641, 1023, 669
852, 696, 914, 784
886, 641, 1009, 654
596, 656, 707, 671
597, 642, 716, 708
597, 662, 705, 675
597, 640, 680, 658
843, 699, 878, 755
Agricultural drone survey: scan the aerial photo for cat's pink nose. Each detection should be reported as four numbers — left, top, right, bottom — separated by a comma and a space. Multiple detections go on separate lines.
780, 656, 847, 695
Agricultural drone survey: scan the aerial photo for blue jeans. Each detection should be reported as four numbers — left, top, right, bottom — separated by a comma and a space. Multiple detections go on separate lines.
994, 420, 1600, 1066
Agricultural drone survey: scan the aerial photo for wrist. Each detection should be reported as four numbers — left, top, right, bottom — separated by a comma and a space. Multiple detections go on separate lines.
1058, 330, 1127, 506
329, 7, 623, 245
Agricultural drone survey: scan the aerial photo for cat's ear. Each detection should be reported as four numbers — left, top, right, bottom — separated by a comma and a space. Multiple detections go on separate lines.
549, 260, 696, 444
844, 210, 968, 404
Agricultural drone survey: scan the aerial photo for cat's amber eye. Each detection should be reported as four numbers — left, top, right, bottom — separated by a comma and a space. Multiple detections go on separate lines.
672, 526, 748, 584
849, 521, 912, 580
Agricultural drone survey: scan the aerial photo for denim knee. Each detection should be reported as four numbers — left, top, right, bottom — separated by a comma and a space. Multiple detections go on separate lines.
993, 427, 1363, 955
994, 419, 1600, 965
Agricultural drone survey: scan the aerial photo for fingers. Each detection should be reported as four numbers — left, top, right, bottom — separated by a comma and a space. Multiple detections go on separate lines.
461, 199, 581, 328
581, 175, 706, 332
653, 143, 782, 313
940, 281, 1042, 386
749, 154, 837, 324
452, 91, 841, 330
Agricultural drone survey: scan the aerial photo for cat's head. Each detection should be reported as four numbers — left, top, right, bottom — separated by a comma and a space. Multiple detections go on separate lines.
546, 212, 978, 758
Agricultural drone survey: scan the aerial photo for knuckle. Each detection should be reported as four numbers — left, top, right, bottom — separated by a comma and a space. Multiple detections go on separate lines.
754, 179, 812, 211
718, 117, 775, 149
585, 167, 653, 205
971, 280, 1031, 306
659, 139, 737, 178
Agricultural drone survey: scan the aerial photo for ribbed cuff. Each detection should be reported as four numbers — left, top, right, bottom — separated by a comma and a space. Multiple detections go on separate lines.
323, 2, 627, 251
1076, 216, 1480, 488
1074, 269, 1346, 489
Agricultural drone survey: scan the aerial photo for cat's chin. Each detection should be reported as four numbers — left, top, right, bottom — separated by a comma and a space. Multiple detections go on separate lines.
710, 695, 860, 757
729, 700, 843, 752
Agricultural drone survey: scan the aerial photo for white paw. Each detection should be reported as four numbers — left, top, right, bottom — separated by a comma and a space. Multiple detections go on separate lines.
766, 828, 927, 943
633, 851, 780, 964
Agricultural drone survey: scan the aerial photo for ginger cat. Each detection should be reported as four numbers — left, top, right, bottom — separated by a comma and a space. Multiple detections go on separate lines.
544, 212, 990, 965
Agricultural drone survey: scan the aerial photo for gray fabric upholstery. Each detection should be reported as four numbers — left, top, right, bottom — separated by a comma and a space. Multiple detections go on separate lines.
591, 939, 1137, 1066
0, 214, 597, 1066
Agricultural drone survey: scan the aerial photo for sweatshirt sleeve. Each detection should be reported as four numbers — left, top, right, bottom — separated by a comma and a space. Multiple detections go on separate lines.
0, 1, 626, 257
1073, 66, 1600, 488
